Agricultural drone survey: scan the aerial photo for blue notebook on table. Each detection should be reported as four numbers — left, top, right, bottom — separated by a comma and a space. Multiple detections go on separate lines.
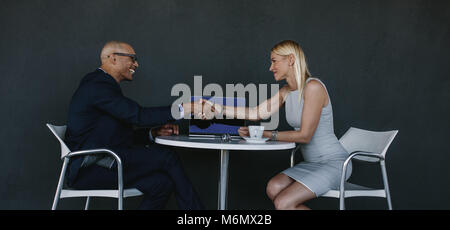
189, 96, 246, 137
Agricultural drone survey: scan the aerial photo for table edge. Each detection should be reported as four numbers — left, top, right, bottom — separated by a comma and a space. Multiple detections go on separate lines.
155, 137, 296, 150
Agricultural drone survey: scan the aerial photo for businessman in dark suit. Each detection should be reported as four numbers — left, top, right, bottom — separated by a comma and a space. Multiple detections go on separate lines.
65, 41, 207, 210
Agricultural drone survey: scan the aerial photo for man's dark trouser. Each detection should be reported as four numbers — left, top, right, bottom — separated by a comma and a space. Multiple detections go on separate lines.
68, 144, 204, 210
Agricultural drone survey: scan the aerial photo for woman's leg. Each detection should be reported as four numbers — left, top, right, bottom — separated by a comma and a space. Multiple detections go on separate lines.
272, 181, 316, 210
266, 173, 295, 201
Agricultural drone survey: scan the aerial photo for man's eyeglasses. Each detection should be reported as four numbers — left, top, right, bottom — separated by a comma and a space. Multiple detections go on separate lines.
113, 52, 138, 62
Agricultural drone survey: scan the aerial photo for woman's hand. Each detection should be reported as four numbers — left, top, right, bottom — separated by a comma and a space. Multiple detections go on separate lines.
210, 101, 223, 117
238, 126, 249, 137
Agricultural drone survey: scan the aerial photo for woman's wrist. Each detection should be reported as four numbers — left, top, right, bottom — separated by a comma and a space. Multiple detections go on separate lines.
270, 130, 278, 140
263, 130, 272, 139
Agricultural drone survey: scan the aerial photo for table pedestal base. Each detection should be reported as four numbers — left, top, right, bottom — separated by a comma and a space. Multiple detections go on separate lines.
218, 149, 229, 210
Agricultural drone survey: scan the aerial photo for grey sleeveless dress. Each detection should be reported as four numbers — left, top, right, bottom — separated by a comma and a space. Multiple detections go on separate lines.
282, 77, 352, 197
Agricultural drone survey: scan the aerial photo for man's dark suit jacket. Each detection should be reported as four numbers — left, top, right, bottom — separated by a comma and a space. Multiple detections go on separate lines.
65, 68, 176, 183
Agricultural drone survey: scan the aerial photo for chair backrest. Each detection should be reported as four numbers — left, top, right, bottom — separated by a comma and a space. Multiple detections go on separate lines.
339, 127, 398, 162
46, 123, 71, 158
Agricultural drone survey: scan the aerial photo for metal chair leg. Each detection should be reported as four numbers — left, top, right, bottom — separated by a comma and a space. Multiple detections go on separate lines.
338, 157, 352, 211
84, 197, 91, 210
51, 196, 60, 210
380, 161, 393, 210
339, 196, 345, 210
118, 196, 123, 210
52, 158, 69, 210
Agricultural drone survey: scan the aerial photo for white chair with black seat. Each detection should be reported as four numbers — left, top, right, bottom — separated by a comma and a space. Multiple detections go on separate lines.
290, 127, 398, 210
47, 123, 143, 210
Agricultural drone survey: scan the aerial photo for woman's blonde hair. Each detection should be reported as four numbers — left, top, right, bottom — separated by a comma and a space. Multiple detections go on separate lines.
271, 40, 311, 102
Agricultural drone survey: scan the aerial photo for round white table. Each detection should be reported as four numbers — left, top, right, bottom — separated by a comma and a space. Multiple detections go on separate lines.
155, 135, 296, 210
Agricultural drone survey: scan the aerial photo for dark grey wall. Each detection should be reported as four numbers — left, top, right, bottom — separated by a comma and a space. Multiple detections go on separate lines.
0, 0, 449, 210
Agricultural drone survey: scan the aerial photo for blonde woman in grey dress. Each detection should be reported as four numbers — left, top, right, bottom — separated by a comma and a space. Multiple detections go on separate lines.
213, 40, 351, 210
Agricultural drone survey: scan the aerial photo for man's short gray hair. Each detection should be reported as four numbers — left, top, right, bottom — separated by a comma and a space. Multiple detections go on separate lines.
100, 41, 128, 62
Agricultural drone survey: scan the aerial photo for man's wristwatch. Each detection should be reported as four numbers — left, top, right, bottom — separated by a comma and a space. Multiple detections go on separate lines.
271, 130, 278, 141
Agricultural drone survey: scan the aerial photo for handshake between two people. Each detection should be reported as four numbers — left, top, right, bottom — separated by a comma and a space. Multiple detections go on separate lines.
153, 99, 223, 138
182, 99, 223, 120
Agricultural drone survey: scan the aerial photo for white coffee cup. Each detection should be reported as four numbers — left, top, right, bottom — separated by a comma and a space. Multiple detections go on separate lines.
248, 126, 265, 139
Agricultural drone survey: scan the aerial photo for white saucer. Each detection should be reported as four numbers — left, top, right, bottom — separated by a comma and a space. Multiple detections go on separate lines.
243, 137, 269, 143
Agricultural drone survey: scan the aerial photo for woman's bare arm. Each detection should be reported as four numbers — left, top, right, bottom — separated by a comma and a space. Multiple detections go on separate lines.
261, 80, 327, 143
219, 85, 291, 121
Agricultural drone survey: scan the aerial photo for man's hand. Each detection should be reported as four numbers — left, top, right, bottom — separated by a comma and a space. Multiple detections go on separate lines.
183, 99, 204, 118
153, 124, 179, 137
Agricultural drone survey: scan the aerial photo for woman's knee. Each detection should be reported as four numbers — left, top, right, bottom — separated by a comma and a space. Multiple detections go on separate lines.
266, 178, 284, 201
266, 174, 292, 201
